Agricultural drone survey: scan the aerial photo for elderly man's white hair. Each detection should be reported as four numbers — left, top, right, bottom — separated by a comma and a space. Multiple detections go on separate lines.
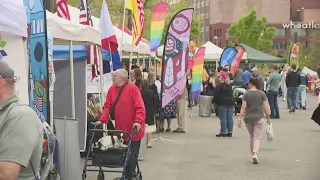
115, 69, 129, 82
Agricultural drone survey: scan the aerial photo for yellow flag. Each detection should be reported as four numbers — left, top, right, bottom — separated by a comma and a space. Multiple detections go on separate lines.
126, 0, 132, 10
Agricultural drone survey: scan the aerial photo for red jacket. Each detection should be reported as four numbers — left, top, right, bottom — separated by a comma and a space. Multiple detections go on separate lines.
100, 83, 146, 141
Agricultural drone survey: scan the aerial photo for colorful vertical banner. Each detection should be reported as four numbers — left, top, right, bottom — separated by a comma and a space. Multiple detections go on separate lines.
190, 47, 206, 101
290, 41, 300, 67
220, 47, 238, 67
161, 8, 194, 107
127, 0, 145, 46
230, 45, 245, 76
150, 2, 168, 51
24, 0, 49, 122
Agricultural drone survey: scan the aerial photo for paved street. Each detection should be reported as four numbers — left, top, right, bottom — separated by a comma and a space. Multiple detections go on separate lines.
84, 94, 320, 180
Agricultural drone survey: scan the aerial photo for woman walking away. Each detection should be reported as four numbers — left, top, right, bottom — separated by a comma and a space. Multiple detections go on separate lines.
140, 80, 157, 148
238, 77, 271, 164
212, 72, 234, 137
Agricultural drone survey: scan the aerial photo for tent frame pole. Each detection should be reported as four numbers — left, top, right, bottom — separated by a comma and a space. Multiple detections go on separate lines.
69, 41, 76, 118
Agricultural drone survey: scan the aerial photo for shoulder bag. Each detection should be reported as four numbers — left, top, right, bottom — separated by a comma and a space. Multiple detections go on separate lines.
108, 83, 127, 122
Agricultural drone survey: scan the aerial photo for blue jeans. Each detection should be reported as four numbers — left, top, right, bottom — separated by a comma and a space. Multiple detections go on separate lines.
296, 86, 307, 108
287, 87, 298, 110
218, 106, 234, 134
267, 90, 280, 117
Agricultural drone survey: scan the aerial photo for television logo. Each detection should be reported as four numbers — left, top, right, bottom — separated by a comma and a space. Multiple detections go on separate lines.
282, 21, 320, 29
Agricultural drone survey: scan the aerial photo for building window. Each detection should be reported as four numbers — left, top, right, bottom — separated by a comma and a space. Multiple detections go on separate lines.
219, 29, 222, 37
205, 19, 209, 27
291, 28, 307, 36
214, 29, 216, 36
275, 28, 286, 36
272, 42, 286, 49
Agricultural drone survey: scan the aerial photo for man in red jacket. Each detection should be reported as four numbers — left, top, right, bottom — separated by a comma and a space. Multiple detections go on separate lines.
96, 69, 145, 179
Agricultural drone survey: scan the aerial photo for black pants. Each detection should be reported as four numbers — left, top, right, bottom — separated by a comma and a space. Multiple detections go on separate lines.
125, 140, 141, 179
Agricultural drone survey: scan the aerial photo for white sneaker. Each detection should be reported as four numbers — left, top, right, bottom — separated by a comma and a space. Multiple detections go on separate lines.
283, 98, 286, 101
251, 153, 258, 164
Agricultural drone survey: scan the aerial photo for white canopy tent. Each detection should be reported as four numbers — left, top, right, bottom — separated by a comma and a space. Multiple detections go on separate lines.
0, 0, 27, 37
46, 11, 101, 45
47, 9, 103, 153
198, 41, 223, 60
302, 67, 318, 77
0, 0, 29, 104
68, 5, 150, 55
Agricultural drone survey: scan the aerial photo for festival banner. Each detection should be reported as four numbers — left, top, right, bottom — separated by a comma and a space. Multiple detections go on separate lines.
220, 47, 238, 67
0, 33, 29, 104
289, 41, 300, 68
24, 0, 49, 122
150, 2, 168, 51
230, 45, 245, 76
161, 8, 194, 107
190, 47, 205, 101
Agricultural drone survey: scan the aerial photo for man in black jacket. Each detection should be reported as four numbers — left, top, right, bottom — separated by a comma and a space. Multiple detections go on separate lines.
286, 64, 301, 113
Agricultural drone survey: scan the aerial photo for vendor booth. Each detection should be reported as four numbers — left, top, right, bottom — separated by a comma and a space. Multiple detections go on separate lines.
46, 10, 103, 153
0, 0, 29, 104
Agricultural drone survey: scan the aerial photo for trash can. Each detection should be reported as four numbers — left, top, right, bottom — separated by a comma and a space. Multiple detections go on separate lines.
199, 95, 214, 117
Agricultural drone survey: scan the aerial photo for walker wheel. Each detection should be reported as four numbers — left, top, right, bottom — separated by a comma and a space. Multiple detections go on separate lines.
97, 172, 105, 180
136, 171, 142, 180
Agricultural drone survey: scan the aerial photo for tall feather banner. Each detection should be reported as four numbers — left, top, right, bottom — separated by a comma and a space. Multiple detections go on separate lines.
230, 45, 245, 76
190, 47, 206, 101
150, 2, 168, 51
220, 47, 238, 67
24, 0, 49, 122
161, 8, 194, 107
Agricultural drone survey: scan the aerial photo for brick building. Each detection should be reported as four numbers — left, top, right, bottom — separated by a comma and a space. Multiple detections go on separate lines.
209, 0, 320, 54
188, 0, 210, 45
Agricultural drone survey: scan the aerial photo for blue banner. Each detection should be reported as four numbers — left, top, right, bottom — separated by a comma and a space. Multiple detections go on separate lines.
24, 0, 49, 122
220, 47, 238, 67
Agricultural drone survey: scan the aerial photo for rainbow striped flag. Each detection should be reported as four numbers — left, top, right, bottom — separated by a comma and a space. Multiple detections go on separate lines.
150, 2, 168, 51
190, 47, 206, 101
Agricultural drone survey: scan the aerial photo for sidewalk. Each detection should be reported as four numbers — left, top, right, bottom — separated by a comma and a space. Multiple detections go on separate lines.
85, 94, 320, 180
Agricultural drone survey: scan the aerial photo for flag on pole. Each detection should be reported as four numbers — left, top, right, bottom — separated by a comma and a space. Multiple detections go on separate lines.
79, 0, 100, 79
126, 0, 145, 46
100, 0, 121, 72
56, 0, 70, 20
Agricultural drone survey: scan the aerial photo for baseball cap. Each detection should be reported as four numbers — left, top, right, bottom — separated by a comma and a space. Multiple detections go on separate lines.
220, 72, 228, 79
251, 67, 259, 72
0, 61, 14, 78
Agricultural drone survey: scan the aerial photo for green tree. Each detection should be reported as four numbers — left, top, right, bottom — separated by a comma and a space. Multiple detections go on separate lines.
227, 10, 276, 51
160, 0, 201, 45
309, 29, 320, 70
269, 51, 278, 57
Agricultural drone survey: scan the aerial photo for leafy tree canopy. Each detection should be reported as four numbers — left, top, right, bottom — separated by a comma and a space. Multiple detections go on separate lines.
309, 29, 320, 70
227, 10, 275, 52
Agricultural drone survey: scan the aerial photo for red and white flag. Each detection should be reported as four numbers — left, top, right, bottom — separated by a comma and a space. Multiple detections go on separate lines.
56, 0, 70, 20
100, 0, 118, 54
79, 0, 100, 79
